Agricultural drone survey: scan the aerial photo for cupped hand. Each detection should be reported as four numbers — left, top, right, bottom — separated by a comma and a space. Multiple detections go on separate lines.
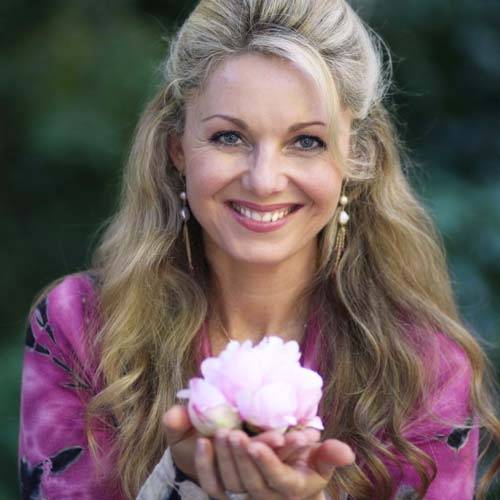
163, 405, 303, 483
196, 428, 355, 500
163, 405, 355, 498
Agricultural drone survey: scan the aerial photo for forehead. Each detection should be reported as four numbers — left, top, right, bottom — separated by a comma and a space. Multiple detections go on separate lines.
186, 52, 328, 124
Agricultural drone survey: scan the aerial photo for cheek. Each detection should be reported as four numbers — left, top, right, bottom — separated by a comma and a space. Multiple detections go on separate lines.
185, 148, 216, 189
184, 153, 232, 219
303, 166, 343, 215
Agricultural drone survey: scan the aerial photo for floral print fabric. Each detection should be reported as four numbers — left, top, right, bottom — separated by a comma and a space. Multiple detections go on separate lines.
18, 274, 479, 499
382, 330, 480, 499
18, 274, 122, 499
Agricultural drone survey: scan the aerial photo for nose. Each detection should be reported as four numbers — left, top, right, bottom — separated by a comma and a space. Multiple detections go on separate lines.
240, 144, 288, 197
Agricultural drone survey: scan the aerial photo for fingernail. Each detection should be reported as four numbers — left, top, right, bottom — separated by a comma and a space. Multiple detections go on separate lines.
295, 435, 307, 447
247, 443, 260, 458
342, 443, 355, 462
216, 429, 228, 440
197, 439, 206, 453
274, 436, 285, 446
229, 434, 240, 447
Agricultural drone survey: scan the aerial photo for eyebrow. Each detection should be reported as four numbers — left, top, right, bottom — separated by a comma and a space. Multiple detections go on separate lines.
201, 114, 326, 132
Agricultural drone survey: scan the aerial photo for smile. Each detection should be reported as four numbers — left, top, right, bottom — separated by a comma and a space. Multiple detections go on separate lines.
226, 201, 302, 234
230, 202, 294, 222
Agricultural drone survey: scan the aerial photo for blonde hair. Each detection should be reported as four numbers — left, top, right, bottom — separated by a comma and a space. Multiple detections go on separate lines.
71, 0, 500, 498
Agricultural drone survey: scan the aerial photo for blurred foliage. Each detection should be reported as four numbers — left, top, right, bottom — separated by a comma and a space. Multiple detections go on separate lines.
1, 0, 499, 498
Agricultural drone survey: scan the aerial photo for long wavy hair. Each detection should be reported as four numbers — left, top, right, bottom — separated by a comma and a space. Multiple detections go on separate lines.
74, 0, 500, 498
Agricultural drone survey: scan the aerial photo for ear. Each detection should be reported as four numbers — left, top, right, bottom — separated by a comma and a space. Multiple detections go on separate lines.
167, 134, 186, 174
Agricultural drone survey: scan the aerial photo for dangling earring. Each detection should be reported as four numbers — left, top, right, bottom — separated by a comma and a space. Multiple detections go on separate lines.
179, 189, 194, 273
333, 187, 349, 274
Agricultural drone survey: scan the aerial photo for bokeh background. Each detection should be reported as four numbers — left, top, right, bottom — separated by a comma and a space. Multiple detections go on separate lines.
1, 0, 499, 498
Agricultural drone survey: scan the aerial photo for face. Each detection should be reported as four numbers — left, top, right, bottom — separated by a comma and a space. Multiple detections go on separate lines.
169, 53, 352, 268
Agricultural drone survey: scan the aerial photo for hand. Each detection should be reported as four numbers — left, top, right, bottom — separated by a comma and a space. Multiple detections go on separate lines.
162, 405, 199, 481
196, 428, 355, 499
163, 405, 298, 483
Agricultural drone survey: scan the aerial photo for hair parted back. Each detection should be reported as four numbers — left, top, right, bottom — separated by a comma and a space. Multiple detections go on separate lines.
69, 0, 500, 498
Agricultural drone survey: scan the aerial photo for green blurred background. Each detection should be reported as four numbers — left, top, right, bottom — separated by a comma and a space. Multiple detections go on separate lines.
1, 0, 499, 498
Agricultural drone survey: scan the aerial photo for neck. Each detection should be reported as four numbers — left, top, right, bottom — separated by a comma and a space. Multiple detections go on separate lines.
205, 239, 317, 346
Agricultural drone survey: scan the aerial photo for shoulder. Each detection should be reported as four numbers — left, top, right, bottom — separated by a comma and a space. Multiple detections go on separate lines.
421, 329, 473, 392
27, 272, 100, 371
43, 272, 98, 330
431, 331, 474, 415
404, 324, 475, 438
405, 321, 473, 387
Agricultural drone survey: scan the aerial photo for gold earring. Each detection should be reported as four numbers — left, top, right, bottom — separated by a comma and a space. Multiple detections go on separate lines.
179, 190, 194, 272
333, 189, 349, 274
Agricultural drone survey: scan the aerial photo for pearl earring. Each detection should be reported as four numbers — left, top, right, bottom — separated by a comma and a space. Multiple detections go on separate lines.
333, 191, 349, 274
179, 190, 193, 272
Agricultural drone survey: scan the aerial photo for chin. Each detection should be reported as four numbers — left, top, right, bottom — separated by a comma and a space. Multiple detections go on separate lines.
227, 248, 293, 266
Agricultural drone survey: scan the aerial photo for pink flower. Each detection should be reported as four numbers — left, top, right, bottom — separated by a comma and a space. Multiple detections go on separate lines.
177, 336, 324, 435
177, 378, 241, 436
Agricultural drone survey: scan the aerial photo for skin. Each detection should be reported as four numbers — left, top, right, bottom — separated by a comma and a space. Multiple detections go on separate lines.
164, 405, 355, 500
166, 53, 355, 499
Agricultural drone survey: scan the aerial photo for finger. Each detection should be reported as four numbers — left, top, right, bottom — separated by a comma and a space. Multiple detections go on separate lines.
247, 442, 319, 496
251, 429, 285, 448
276, 430, 309, 461
163, 406, 200, 482
214, 430, 245, 492
301, 427, 321, 443
309, 439, 355, 478
276, 428, 320, 461
278, 444, 310, 465
163, 405, 194, 446
195, 438, 226, 499
230, 431, 278, 500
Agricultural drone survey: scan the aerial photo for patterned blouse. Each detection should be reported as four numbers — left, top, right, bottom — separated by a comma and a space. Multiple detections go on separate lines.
18, 273, 479, 499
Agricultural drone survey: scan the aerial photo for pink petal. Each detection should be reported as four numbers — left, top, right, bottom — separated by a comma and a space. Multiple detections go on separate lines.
237, 382, 298, 430
305, 416, 324, 430
176, 389, 190, 399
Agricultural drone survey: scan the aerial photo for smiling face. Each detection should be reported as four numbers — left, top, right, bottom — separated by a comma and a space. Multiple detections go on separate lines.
169, 52, 352, 268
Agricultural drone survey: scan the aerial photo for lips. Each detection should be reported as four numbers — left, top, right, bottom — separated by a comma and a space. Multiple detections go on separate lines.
225, 200, 303, 233
230, 202, 294, 222
227, 200, 300, 212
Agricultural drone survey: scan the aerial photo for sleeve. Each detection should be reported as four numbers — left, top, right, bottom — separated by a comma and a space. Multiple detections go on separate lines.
18, 274, 123, 500
385, 333, 479, 500
136, 447, 210, 500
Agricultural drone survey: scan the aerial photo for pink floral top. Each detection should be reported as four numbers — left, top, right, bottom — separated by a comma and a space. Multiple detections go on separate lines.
18, 273, 479, 499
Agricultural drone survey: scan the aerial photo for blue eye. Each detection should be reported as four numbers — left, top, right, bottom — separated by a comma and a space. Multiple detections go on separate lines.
295, 135, 326, 151
210, 131, 242, 146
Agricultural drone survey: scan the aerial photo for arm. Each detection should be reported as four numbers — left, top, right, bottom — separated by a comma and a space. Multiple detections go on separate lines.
18, 274, 123, 500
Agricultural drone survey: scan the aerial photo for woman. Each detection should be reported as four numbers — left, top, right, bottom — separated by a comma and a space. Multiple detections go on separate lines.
18, 0, 499, 499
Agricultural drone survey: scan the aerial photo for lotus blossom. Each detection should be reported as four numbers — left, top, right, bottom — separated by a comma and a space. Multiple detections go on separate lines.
177, 336, 324, 436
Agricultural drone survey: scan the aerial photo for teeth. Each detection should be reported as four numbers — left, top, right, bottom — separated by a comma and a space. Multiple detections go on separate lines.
231, 203, 293, 222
